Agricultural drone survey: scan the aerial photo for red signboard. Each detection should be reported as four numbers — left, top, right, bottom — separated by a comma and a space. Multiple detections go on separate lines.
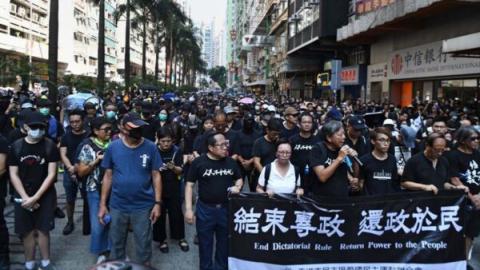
340, 66, 360, 85
356, 0, 395, 15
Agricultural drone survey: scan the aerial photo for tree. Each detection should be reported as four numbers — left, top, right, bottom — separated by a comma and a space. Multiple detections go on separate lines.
115, 0, 132, 91
208, 66, 227, 89
48, 0, 59, 109
92, 0, 106, 95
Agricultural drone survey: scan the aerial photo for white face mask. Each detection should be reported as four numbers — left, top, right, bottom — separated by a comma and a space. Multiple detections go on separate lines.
27, 129, 45, 140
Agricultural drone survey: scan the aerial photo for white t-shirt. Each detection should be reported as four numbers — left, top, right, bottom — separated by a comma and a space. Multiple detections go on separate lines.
258, 160, 301, 194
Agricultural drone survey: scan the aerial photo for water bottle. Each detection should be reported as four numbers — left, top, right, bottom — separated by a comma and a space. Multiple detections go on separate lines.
103, 214, 111, 225
304, 164, 310, 175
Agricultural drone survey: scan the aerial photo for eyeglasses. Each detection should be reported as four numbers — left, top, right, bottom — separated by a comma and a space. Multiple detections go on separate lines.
277, 151, 292, 156
469, 137, 479, 142
214, 142, 229, 148
376, 138, 391, 143
99, 127, 112, 132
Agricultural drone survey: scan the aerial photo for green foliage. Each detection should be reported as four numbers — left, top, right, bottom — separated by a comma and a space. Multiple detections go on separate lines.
208, 66, 227, 89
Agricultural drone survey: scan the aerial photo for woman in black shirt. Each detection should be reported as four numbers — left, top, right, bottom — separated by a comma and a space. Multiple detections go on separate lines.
153, 127, 189, 253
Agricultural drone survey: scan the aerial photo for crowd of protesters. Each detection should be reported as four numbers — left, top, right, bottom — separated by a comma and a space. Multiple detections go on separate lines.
0, 86, 480, 270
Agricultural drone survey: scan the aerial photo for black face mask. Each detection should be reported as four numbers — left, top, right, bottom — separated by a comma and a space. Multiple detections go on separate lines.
128, 128, 143, 140
243, 119, 255, 132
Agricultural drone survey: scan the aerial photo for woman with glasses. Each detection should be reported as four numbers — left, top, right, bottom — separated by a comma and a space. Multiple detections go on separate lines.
445, 126, 480, 264
256, 139, 304, 197
152, 127, 189, 253
76, 117, 112, 264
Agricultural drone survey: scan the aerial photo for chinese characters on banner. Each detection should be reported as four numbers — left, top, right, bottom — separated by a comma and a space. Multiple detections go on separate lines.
388, 41, 480, 80
228, 191, 466, 270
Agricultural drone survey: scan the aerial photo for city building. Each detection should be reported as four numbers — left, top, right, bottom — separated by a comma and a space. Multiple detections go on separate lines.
337, 0, 480, 105
0, 0, 67, 83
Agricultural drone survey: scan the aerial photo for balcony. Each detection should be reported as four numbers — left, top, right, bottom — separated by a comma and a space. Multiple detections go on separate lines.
0, 32, 48, 61
337, 0, 480, 43
12, 0, 48, 15
251, 0, 279, 35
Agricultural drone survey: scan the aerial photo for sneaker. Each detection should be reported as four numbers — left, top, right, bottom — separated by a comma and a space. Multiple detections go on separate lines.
62, 222, 74, 235
96, 255, 107, 264
38, 263, 56, 270
24, 262, 37, 270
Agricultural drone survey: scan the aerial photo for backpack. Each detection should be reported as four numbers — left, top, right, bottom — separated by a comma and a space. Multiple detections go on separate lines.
263, 163, 301, 192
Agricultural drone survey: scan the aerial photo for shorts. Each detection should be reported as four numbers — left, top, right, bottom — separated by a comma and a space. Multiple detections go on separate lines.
14, 188, 56, 236
63, 172, 79, 204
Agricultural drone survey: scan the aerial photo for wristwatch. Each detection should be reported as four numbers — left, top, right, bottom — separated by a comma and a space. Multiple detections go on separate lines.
155, 201, 163, 205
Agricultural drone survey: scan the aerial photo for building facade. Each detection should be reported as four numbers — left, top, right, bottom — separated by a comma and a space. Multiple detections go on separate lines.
337, 0, 480, 105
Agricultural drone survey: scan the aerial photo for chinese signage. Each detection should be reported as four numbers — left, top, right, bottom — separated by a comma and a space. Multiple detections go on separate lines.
229, 191, 466, 270
356, 0, 396, 15
368, 62, 388, 82
341, 65, 360, 85
388, 41, 480, 80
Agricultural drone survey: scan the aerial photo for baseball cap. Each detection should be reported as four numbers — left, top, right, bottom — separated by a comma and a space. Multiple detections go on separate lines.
348, 115, 366, 130
224, 106, 235, 114
383, 119, 396, 126
284, 107, 298, 116
36, 97, 52, 107
24, 111, 48, 127
122, 113, 148, 128
267, 105, 276, 112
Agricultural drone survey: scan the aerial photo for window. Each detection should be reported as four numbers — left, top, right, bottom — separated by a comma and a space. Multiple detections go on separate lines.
289, 22, 296, 38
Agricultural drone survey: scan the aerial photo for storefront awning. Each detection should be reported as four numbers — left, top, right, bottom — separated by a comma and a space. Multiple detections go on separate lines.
245, 80, 270, 87
443, 32, 480, 58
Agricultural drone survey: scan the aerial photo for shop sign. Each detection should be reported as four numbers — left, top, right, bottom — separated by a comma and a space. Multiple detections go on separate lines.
341, 65, 360, 85
388, 41, 480, 80
356, 0, 396, 15
368, 63, 388, 82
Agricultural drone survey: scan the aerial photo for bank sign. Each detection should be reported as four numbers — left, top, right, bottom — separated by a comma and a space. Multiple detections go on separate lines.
388, 41, 480, 80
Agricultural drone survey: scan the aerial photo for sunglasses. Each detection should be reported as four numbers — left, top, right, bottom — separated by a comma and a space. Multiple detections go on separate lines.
469, 136, 479, 142
28, 125, 45, 130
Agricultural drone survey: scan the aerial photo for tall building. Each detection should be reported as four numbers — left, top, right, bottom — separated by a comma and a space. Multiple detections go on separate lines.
214, 29, 226, 68
0, 0, 66, 82
202, 20, 215, 69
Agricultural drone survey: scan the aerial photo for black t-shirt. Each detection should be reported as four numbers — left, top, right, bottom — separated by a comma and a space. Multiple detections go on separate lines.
289, 133, 320, 170
401, 153, 449, 190
281, 123, 299, 140
233, 131, 261, 160
360, 152, 399, 195
60, 130, 89, 163
252, 136, 277, 167
158, 146, 183, 198
8, 138, 60, 196
446, 149, 480, 194
309, 142, 349, 197
345, 135, 371, 158
0, 135, 9, 197
186, 154, 241, 204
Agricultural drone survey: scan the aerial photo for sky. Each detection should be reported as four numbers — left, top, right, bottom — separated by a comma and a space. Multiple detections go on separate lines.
185, 0, 227, 34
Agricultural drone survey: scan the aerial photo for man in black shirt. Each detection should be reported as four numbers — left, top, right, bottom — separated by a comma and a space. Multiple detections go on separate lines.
289, 113, 319, 193
345, 115, 370, 158
185, 132, 242, 270
9, 111, 60, 270
140, 102, 157, 142
280, 107, 299, 139
59, 109, 89, 235
401, 133, 456, 194
359, 127, 399, 195
193, 112, 238, 158
310, 120, 360, 197
233, 114, 261, 191
0, 135, 9, 269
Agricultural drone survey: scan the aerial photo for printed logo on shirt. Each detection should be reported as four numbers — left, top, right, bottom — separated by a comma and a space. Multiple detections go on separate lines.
202, 169, 234, 177
294, 144, 313, 151
20, 155, 45, 166
140, 154, 150, 168
373, 170, 392, 181
461, 160, 480, 186
324, 158, 333, 166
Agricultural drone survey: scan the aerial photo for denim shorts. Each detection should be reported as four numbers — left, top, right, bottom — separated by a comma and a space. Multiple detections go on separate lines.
62, 172, 79, 204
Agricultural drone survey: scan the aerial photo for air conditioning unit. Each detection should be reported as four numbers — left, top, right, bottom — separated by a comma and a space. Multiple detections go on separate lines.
10, 3, 17, 14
